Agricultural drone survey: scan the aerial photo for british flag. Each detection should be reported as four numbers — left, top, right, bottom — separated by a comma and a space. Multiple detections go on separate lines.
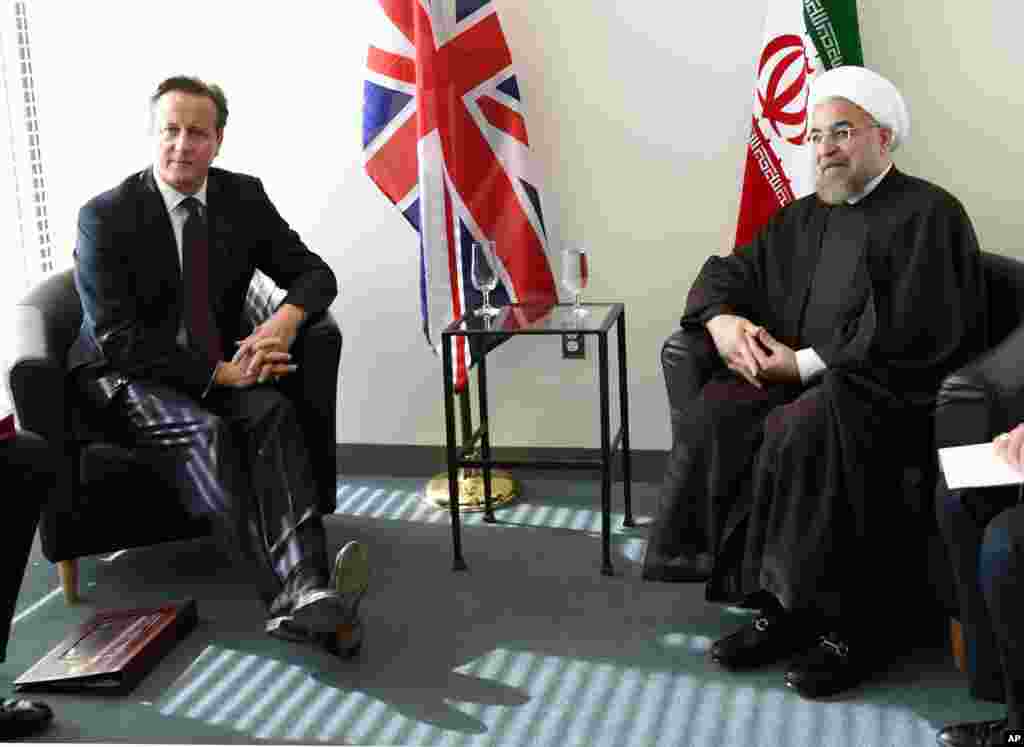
362, 0, 557, 392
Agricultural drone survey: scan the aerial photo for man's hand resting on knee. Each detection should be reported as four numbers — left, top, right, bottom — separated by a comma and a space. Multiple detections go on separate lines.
214, 348, 297, 388
219, 304, 306, 387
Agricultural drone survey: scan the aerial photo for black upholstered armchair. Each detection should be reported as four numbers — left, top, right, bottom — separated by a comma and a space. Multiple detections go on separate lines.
934, 250, 1024, 667
6, 268, 341, 603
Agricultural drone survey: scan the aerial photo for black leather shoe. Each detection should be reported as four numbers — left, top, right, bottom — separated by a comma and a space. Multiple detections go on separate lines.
710, 611, 818, 670
785, 631, 873, 698
289, 588, 350, 633
0, 697, 53, 740
936, 718, 1010, 746
265, 615, 363, 659
322, 619, 365, 660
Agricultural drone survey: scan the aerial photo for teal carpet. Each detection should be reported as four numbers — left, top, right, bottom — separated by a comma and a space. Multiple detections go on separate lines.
3, 477, 1002, 745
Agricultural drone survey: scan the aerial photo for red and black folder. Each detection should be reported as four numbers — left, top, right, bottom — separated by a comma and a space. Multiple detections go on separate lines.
14, 598, 198, 693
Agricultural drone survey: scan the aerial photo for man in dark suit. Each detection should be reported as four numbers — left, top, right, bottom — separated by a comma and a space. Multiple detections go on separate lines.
0, 432, 56, 739
935, 425, 1024, 746
68, 75, 369, 654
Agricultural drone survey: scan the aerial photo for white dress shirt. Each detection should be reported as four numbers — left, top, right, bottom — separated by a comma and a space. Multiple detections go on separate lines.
152, 166, 219, 392
153, 166, 209, 272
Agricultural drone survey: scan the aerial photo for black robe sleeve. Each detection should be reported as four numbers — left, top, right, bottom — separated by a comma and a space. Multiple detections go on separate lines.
680, 214, 775, 331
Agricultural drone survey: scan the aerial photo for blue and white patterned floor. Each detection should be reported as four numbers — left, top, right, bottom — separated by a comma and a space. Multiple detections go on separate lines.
4, 476, 1001, 745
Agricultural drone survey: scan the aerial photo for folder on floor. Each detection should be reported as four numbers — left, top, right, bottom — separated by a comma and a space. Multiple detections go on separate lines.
14, 598, 198, 694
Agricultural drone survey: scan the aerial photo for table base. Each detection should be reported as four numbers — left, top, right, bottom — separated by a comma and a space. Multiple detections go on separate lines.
425, 469, 520, 512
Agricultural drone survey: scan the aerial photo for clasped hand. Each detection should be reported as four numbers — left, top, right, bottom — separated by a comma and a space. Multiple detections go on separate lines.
216, 310, 302, 389
705, 313, 800, 388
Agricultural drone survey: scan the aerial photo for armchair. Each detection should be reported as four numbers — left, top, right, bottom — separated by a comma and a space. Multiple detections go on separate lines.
934, 250, 1024, 669
6, 268, 341, 604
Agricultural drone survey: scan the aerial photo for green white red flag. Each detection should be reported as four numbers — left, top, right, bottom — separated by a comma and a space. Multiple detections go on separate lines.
734, 0, 864, 248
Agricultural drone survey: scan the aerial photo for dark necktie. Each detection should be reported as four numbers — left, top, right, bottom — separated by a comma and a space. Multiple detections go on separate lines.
181, 197, 223, 364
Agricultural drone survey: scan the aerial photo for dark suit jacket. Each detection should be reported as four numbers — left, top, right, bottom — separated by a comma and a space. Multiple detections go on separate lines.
69, 167, 337, 403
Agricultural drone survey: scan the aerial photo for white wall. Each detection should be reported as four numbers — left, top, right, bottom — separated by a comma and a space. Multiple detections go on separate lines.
23, 1, 1024, 452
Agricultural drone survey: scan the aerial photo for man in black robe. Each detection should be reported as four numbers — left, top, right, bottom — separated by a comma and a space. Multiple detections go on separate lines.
643, 66, 989, 698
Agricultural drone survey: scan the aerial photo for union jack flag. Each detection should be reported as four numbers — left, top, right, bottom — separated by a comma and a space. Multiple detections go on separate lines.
362, 0, 558, 392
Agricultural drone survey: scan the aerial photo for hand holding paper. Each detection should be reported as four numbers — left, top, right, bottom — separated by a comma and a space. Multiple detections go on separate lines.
993, 423, 1024, 471
938, 441, 1024, 490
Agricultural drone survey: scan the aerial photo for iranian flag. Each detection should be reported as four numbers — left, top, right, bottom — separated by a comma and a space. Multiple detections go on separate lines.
734, 0, 864, 248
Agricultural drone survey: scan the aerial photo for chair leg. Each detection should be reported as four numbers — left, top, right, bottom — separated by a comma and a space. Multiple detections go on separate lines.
951, 618, 966, 672
57, 559, 79, 604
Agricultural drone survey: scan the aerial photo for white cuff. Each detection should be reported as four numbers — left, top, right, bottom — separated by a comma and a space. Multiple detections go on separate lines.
795, 348, 827, 384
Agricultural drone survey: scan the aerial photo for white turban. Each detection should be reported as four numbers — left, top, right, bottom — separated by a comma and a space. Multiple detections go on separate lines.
808, 66, 910, 151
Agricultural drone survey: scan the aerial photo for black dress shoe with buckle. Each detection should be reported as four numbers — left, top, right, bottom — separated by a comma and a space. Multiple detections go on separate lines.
0, 697, 53, 740
936, 718, 1011, 747
710, 611, 819, 670
785, 631, 874, 698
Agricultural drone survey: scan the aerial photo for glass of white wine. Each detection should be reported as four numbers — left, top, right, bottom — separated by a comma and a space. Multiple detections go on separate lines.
471, 239, 501, 318
561, 247, 589, 317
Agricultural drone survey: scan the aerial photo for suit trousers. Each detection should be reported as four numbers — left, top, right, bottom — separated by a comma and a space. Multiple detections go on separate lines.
937, 480, 1024, 728
104, 379, 330, 613
0, 432, 56, 662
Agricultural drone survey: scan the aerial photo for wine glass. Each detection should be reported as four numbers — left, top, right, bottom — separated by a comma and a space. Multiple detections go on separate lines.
471, 239, 500, 318
561, 247, 589, 316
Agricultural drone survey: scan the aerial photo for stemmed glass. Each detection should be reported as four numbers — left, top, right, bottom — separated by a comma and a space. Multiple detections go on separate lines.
471, 239, 501, 318
561, 247, 589, 317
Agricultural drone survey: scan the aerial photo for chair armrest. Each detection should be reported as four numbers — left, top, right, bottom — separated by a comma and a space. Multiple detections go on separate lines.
293, 309, 342, 365
6, 302, 67, 444
662, 326, 721, 431
285, 309, 341, 516
243, 269, 289, 329
935, 321, 1024, 448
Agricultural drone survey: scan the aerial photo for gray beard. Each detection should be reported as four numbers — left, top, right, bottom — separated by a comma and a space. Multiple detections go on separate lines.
816, 178, 854, 205
815, 165, 873, 205
811, 164, 876, 204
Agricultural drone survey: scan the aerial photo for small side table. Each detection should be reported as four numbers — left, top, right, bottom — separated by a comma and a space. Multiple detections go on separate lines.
440, 303, 633, 575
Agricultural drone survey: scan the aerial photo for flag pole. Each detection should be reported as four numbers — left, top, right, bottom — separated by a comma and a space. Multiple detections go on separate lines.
424, 387, 519, 512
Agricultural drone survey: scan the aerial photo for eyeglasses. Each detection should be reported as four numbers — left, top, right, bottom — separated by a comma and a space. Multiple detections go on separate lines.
807, 124, 880, 147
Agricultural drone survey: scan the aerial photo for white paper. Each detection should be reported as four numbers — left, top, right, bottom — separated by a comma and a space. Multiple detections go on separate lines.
938, 442, 1024, 489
